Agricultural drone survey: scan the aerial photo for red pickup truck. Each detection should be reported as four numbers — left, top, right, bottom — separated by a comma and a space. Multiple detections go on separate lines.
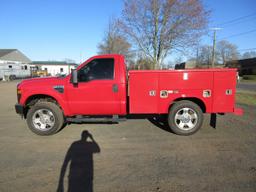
15, 54, 243, 136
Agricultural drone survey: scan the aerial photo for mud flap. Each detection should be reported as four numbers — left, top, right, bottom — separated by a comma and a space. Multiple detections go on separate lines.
234, 108, 243, 115
210, 113, 217, 129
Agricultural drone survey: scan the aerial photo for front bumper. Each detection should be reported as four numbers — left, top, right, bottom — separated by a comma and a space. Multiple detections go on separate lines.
15, 104, 24, 116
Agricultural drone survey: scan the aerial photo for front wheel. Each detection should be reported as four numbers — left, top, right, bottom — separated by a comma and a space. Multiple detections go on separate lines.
26, 101, 64, 136
168, 101, 203, 136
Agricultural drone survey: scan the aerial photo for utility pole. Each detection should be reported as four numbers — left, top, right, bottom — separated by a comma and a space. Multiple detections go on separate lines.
210, 28, 221, 68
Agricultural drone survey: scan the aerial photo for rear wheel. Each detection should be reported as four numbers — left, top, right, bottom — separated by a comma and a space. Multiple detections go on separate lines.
26, 101, 64, 135
168, 101, 203, 135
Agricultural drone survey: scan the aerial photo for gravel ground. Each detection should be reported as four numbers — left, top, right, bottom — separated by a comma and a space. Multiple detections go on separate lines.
0, 81, 255, 192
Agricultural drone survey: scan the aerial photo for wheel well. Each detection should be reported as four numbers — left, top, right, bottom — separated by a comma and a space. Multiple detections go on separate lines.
170, 97, 206, 113
24, 94, 60, 118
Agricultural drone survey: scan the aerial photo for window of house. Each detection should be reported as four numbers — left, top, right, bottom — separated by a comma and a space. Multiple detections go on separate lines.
60, 68, 64, 72
8, 65, 12, 69
44, 68, 47, 71
24, 65, 28, 70
78, 58, 114, 82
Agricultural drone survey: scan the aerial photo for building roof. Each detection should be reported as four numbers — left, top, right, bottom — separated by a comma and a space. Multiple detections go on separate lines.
32, 61, 78, 66
0, 49, 31, 63
226, 57, 256, 67
0, 49, 16, 57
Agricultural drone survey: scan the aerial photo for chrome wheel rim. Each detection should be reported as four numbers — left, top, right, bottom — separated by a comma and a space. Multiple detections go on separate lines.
32, 109, 55, 131
174, 107, 198, 131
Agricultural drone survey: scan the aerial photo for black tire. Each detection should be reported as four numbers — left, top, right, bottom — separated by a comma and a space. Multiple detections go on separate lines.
26, 101, 64, 136
9, 75, 16, 80
168, 101, 203, 136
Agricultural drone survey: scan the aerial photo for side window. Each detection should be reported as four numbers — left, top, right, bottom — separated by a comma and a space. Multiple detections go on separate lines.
78, 58, 114, 82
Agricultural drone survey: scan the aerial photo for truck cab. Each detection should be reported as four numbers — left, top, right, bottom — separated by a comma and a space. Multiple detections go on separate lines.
66, 55, 127, 115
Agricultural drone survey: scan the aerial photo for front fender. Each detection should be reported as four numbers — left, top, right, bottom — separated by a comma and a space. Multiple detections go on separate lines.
20, 88, 70, 116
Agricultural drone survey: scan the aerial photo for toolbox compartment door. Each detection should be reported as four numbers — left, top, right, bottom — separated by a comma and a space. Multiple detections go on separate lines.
129, 72, 158, 113
212, 71, 237, 113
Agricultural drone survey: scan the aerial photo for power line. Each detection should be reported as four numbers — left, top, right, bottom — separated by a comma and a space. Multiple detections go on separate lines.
220, 16, 256, 28
207, 13, 256, 42
217, 12, 256, 27
238, 48, 256, 52
219, 29, 256, 40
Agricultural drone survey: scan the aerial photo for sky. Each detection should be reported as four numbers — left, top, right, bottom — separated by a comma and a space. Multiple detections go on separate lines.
1, 0, 256, 63
202, 0, 256, 52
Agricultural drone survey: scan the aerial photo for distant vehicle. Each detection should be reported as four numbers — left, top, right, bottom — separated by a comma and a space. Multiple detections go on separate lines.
30, 67, 49, 77
15, 54, 243, 136
0, 63, 30, 80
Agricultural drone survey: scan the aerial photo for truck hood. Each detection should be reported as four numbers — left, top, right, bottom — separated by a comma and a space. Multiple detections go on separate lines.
18, 76, 68, 89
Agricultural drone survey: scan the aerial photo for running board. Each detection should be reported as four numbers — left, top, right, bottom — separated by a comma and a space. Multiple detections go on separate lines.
66, 115, 126, 123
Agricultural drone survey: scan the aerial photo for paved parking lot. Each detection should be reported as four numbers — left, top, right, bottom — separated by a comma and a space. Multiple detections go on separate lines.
237, 82, 256, 92
0, 81, 256, 192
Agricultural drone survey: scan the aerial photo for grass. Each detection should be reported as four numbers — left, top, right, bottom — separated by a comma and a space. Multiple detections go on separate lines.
241, 75, 256, 82
236, 91, 256, 106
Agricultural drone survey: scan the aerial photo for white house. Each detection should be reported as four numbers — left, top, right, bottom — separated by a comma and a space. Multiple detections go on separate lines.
32, 61, 77, 76
0, 49, 32, 80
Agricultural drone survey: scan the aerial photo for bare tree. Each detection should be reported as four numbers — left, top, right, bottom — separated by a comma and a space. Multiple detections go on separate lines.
118, 0, 209, 69
216, 40, 239, 65
98, 19, 133, 60
242, 51, 256, 59
136, 56, 154, 70
197, 45, 212, 67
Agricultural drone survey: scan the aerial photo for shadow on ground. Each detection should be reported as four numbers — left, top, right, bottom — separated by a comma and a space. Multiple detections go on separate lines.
57, 130, 100, 192
147, 115, 173, 133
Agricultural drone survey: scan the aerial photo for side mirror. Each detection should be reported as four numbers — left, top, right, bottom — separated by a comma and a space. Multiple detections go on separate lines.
71, 69, 78, 84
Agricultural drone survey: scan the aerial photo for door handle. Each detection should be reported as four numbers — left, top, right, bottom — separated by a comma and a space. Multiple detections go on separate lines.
112, 84, 118, 93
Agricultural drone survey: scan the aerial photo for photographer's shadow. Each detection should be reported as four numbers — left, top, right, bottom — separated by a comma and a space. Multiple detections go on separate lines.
57, 130, 100, 192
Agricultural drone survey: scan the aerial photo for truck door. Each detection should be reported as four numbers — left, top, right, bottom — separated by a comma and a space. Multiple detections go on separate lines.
66, 58, 121, 115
